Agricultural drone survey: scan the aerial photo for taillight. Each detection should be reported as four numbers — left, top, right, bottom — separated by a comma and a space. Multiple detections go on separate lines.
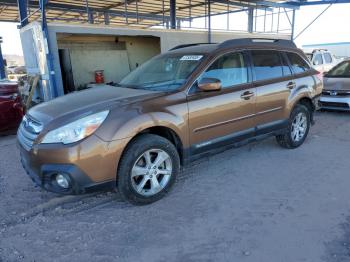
315, 71, 323, 82
10, 93, 18, 100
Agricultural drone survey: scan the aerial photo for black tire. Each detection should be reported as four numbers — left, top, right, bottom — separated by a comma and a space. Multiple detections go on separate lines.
276, 104, 311, 149
117, 134, 180, 205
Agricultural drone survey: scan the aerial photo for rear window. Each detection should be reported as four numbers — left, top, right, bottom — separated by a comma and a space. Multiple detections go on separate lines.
324, 53, 333, 64
313, 53, 323, 66
251, 50, 284, 81
286, 52, 311, 74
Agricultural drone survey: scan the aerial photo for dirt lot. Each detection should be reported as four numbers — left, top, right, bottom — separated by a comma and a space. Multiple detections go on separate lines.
0, 111, 350, 262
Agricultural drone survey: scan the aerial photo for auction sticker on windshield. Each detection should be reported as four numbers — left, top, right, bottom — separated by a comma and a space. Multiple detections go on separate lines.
180, 55, 203, 61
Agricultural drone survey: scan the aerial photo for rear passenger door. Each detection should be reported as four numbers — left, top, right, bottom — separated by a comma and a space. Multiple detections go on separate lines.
285, 51, 317, 102
250, 50, 294, 134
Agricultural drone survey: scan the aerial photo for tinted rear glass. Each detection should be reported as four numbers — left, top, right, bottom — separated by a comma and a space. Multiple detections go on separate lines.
286, 52, 311, 74
251, 50, 284, 81
313, 54, 323, 66
324, 53, 333, 64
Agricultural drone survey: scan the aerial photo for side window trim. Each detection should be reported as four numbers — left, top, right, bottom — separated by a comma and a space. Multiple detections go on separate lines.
283, 51, 298, 75
280, 51, 293, 75
279, 51, 293, 77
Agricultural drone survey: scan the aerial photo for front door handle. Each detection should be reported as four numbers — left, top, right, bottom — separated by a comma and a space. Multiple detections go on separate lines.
240, 91, 254, 100
287, 82, 296, 89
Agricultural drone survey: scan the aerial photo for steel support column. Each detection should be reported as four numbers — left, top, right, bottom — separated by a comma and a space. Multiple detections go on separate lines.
104, 12, 110, 25
248, 7, 254, 33
17, 0, 28, 27
40, 0, 59, 99
170, 0, 176, 29
291, 9, 295, 40
85, 0, 94, 24
208, 0, 211, 43
0, 38, 5, 79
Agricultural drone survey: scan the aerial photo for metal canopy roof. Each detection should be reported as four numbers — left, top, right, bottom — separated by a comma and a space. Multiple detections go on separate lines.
0, 0, 300, 28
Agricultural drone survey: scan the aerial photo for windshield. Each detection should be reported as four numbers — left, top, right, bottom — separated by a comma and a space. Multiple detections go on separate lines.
326, 61, 350, 77
119, 54, 204, 91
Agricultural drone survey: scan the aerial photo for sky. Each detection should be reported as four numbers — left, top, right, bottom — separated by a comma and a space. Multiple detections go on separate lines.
0, 3, 350, 56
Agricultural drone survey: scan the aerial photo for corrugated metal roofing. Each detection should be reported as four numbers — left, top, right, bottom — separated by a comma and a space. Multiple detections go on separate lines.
0, 0, 295, 28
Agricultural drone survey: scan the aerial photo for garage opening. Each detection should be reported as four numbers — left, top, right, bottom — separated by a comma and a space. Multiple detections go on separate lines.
57, 34, 161, 94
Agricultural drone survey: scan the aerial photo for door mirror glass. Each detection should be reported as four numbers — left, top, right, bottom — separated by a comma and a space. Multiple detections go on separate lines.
198, 78, 222, 91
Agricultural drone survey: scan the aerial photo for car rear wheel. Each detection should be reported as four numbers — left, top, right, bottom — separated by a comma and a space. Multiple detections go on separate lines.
117, 134, 180, 205
276, 104, 311, 149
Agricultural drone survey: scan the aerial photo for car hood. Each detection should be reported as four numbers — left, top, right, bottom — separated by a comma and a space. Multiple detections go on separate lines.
0, 81, 19, 96
323, 77, 350, 91
28, 86, 163, 125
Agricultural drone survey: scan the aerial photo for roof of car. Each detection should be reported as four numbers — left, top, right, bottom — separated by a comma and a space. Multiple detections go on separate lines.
168, 44, 219, 54
168, 38, 298, 55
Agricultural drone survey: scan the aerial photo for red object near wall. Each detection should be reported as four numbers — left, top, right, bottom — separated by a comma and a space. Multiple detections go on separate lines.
0, 81, 25, 134
95, 70, 105, 84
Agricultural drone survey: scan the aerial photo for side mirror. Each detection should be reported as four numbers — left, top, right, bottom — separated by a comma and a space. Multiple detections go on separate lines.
198, 78, 222, 92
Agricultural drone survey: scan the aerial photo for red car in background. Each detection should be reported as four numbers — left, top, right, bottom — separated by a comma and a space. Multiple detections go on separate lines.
0, 81, 25, 134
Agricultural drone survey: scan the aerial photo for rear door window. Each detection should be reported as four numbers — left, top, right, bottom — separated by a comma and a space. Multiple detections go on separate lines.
251, 50, 284, 81
324, 53, 333, 64
201, 52, 248, 88
313, 53, 323, 66
286, 52, 311, 74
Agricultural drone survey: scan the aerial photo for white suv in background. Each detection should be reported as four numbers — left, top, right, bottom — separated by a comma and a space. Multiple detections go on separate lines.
305, 49, 339, 74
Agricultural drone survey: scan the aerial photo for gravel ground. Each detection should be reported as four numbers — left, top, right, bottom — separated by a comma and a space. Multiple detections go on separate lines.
0, 111, 350, 262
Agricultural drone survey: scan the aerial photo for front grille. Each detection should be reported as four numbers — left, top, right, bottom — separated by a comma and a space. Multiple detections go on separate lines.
322, 90, 350, 97
17, 115, 43, 151
319, 101, 350, 109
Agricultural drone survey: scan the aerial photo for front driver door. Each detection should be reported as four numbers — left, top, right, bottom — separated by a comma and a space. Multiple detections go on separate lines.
187, 51, 256, 154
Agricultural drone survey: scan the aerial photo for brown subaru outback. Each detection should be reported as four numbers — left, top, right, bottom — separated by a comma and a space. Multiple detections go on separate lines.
18, 38, 322, 205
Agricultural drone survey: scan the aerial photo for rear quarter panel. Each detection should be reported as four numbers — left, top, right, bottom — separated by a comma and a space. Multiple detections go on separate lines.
285, 72, 322, 116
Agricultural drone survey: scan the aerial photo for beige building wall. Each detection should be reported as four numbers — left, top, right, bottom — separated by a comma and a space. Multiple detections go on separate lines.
44, 23, 291, 96
57, 34, 161, 88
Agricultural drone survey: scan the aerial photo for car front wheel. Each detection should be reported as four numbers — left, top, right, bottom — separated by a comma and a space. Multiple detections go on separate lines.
117, 134, 180, 205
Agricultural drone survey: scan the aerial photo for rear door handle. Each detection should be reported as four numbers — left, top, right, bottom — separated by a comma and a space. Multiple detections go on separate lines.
287, 82, 296, 89
240, 91, 254, 100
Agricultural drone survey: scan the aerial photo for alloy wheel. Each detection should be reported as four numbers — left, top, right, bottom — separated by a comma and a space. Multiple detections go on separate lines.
291, 112, 307, 142
130, 149, 173, 197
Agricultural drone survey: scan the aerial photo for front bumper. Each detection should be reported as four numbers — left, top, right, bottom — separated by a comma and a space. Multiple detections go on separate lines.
319, 95, 350, 111
20, 154, 115, 194
18, 134, 130, 194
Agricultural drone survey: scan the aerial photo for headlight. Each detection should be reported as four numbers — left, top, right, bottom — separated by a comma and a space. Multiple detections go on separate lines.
41, 111, 109, 144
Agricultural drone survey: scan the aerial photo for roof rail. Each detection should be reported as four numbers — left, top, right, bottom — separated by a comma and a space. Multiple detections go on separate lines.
169, 43, 216, 51
312, 48, 329, 52
219, 38, 297, 49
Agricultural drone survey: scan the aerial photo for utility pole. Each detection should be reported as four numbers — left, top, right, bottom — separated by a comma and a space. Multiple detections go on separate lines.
0, 37, 5, 79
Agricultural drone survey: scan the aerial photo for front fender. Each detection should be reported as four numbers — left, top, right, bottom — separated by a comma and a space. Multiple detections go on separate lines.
113, 112, 187, 142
